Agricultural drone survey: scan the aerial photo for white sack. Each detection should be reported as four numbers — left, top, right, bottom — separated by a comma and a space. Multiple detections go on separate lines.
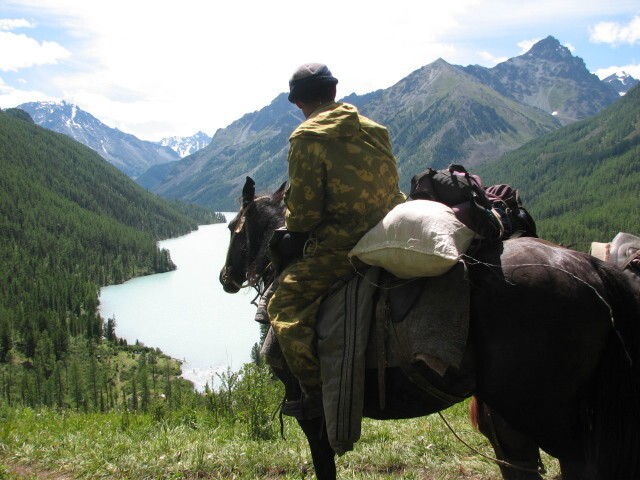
349, 200, 474, 279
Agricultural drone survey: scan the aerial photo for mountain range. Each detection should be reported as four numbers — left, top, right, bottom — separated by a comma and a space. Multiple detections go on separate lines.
13, 36, 638, 211
0, 104, 222, 406
15, 101, 212, 179
602, 71, 640, 96
137, 36, 633, 210
155, 131, 212, 158
17, 101, 181, 178
462, 36, 619, 124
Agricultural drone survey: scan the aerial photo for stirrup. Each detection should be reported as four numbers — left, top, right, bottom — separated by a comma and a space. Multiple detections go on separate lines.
281, 391, 324, 419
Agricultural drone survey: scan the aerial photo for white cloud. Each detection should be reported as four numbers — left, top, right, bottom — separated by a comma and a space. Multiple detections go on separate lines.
478, 51, 508, 65
2, 0, 639, 139
595, 64, 640, 80
6, 0, 480, 139
0, 18, 34, 31
517, 38, 541, 54
0, 18, 34, 30
590, 15, 640, 45
0, 76, 57, 105
0, 31, 70, 72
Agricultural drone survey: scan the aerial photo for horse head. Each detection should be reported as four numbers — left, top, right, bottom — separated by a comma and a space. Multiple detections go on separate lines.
219, 176, 286, 294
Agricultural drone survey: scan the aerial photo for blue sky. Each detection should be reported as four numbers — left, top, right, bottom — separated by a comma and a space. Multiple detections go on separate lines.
0, 0, 639, 141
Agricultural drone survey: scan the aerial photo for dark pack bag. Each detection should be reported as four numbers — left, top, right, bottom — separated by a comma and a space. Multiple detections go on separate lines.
409, 164, 502, 240
484, 184, 537, 238
409, 164, 537, 240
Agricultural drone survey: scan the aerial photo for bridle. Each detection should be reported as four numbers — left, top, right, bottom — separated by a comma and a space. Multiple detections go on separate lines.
222, 200, 276, 299
221, 203, 253, 291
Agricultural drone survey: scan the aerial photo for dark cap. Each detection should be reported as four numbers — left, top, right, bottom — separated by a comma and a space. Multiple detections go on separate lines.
288, 63, 338, 103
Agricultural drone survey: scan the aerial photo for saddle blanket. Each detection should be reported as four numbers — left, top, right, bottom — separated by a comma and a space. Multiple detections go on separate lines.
316, 263, 470, 455
260, 264, 470, 455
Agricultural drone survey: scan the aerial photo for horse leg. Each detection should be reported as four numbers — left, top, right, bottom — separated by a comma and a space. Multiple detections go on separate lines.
297, 417, 336, 480
470, 397, 544, 480
268, 352, 337, 479
557, 457, 591, 480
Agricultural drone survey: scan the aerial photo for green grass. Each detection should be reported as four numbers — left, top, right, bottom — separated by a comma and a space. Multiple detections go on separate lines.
0, 365, 561, 479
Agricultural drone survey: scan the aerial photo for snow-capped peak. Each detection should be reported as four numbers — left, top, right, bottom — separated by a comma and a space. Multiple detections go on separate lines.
602, 71, 639, 96
156, 131, 211, 158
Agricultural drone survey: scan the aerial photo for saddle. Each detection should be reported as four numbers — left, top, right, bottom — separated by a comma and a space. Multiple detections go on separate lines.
260, 262, 473, 455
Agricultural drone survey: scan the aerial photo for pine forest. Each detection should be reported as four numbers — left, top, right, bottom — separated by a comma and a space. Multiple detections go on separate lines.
0, 109, 224, 411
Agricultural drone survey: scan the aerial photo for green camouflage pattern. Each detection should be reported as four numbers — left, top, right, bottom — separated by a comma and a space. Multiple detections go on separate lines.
270, 102, 404, 388
285, 102, 405, 252
268, 250, 354, 388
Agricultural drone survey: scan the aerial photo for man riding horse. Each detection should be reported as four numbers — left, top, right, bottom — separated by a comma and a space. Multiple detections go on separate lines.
267, 63, 405, 418
220, 64, 640, 479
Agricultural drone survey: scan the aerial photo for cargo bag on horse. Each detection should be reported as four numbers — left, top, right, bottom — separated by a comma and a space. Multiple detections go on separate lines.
408, 163, 537, 240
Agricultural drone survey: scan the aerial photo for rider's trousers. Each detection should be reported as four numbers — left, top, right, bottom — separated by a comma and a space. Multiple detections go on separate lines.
268, 249, 354, 389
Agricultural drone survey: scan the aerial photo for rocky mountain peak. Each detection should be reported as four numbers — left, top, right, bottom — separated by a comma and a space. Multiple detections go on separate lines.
526, 35, 572, 61
463, 36, 619, 124
602, 71, 640, 96
157, 131, 212, 158
18, 101, 180, 178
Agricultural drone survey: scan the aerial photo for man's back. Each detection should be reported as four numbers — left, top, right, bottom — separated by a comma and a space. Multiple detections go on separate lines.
286, 102, 405, 251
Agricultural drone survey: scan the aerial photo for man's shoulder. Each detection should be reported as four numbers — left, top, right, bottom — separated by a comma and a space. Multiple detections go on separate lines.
357, 113, 386, 131
290, 103, 360, 140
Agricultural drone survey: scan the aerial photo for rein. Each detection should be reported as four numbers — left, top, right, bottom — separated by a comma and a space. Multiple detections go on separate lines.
224, 201, 276, 300
437, 411, 546, 475
223, 204, 253, 292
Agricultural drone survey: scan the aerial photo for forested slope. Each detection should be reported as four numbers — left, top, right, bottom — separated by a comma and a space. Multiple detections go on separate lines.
477, 84, 640, 249
0, 109, 223, 408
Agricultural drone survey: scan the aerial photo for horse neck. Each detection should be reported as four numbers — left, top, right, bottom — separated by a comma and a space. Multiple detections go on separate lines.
246, 203, 285, 287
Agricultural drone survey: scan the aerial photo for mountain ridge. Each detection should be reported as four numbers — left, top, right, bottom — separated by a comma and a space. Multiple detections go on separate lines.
15, 36, 638, 211
602, 71, 640, 96
0, 107, 222, 408
143, 36, 614, 210
17, 101, 181, 178
463, 36, 619, 124
156, 130, 212, 158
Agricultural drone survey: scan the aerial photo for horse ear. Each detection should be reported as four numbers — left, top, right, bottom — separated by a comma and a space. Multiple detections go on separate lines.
273, 181, 287, 204
242, 177, 255, 207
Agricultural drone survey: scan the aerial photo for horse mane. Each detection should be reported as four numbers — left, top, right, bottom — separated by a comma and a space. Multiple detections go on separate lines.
244, 193, 285, 289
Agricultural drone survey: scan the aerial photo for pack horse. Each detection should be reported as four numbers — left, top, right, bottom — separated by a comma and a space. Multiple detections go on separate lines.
219, 178, 640, 480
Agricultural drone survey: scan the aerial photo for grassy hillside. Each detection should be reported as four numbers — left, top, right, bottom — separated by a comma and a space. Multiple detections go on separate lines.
477, 84, 640, 249
0, 364, 562, 479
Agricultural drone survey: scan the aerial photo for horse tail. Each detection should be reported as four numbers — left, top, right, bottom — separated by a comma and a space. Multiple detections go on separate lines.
588, 263, 640, 479
469, 396, 480, 429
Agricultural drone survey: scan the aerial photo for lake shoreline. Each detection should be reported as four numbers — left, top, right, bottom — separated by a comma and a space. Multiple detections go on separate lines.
98, 218, 260, 391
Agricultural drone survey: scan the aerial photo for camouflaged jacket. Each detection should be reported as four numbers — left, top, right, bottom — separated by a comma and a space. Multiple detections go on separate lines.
285, 102, 405, 252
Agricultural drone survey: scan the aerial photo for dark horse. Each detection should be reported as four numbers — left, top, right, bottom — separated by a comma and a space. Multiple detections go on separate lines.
467, 232, 640, 480
219, 178, 640, 480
